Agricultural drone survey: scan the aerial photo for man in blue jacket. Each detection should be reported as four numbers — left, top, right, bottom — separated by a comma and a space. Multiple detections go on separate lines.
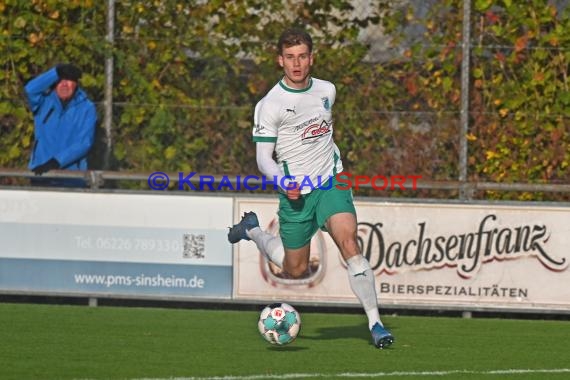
25, 63, 97, 187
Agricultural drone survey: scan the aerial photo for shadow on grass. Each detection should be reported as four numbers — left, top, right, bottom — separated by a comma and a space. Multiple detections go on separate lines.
303, 322, 369, 342
300, 321, 398, 349
266, 345, 309, 351
261, 324, 371, 351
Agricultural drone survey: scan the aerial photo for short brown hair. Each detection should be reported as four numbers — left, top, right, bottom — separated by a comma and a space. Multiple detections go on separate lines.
277, 28, 313, 54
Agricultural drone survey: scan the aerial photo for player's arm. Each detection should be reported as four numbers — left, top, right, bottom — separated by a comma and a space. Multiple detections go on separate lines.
256, 143, 300, 200
253, 98, 300, 200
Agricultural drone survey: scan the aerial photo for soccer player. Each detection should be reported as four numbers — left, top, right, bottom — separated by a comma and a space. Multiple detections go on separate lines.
228, 28, 394, 349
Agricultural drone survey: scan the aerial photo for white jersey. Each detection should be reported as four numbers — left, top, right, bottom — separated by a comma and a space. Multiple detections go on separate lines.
253, 77, 344, 193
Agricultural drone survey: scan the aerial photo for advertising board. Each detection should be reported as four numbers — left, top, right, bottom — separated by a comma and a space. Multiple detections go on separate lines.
233, 198, 570, 312
0, 190, 233, 299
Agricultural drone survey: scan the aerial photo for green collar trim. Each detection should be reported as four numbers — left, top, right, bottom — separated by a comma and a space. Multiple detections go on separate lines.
279, 77, 313, 93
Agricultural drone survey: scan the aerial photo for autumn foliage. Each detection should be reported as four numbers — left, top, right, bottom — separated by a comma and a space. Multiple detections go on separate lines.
0, 1, 568, 200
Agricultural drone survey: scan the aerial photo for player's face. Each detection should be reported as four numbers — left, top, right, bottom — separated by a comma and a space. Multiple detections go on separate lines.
55, 79, 77, 102
279, 43, 313, 89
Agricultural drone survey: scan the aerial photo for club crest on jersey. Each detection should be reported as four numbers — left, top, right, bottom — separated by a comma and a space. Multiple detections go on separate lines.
301, 120, 331, 144
321, 97, 330, 110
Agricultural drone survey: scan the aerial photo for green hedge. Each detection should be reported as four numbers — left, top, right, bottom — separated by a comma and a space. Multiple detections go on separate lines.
1, 1, 568, 200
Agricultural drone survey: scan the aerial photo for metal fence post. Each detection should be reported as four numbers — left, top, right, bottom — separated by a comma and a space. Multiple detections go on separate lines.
459, 0, 472, 200
104, 0, 115, 170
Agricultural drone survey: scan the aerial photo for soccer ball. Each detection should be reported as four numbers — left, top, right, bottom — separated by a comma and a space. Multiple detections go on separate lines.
258, 302, 301, 345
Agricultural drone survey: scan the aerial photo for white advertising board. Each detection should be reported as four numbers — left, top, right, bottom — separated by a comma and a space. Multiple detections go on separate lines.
0, 190, 233, 298
233, 198, 570, 312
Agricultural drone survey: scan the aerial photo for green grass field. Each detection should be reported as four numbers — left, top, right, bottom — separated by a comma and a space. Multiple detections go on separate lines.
1, 302, 569, 380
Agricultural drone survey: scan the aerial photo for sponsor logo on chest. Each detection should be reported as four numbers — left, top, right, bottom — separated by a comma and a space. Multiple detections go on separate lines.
300, 120, 331, 144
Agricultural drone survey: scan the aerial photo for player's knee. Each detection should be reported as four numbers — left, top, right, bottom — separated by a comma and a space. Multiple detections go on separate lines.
285, 263, 309, 279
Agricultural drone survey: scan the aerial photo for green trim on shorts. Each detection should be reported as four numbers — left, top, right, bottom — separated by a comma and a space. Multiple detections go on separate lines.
278, 176, 355, 249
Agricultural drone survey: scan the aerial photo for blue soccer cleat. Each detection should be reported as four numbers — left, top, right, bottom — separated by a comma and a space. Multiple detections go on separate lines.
227, 211, 259, 244
371, 322, 394, 349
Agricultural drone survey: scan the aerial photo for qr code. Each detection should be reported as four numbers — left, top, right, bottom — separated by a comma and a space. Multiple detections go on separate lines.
183, 233, 205, 259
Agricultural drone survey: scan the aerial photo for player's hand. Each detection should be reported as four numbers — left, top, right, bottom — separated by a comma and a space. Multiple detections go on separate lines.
286, 182, 301, 200
32, 158, 60, 176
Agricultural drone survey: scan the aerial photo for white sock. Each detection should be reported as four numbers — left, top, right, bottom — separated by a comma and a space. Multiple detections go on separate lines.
247, 227, 284, 269
346, 255, 383, 330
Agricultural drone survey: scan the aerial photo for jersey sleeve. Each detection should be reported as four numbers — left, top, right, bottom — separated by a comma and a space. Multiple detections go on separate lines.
252, 97, 279, 143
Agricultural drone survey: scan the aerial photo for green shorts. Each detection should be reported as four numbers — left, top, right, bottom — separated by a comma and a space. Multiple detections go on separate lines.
278, 177, 356, 249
